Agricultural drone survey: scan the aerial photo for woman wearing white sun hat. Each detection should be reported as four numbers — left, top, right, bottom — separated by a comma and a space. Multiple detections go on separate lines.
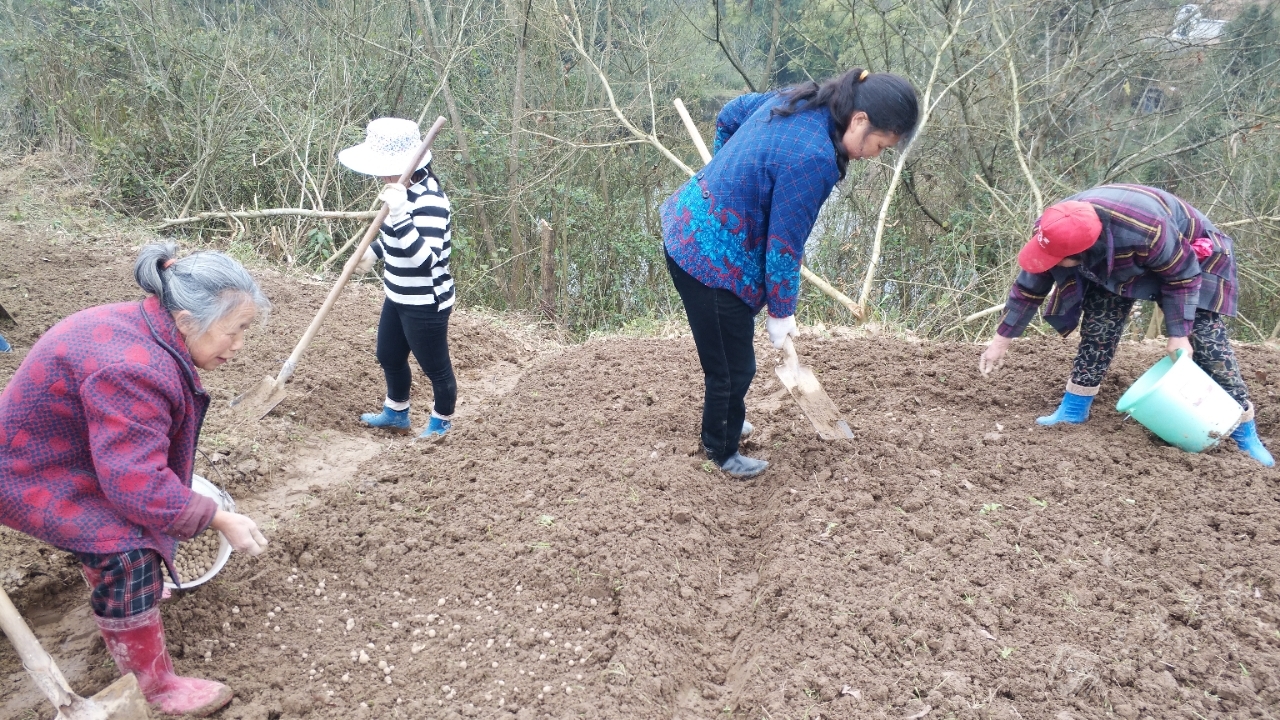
339, 117, 457, 438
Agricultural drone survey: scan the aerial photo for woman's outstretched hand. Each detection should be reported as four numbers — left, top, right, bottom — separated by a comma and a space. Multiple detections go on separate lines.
979, 335, 1012, 377
210, 510, 269, 556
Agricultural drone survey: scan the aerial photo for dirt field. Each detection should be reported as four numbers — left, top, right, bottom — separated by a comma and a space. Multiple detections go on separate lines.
2, 154, 1279, 720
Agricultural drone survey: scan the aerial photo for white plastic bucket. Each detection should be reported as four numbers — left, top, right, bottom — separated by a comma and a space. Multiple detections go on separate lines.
1115, 349, 1244, 453
164, 474, 234, 590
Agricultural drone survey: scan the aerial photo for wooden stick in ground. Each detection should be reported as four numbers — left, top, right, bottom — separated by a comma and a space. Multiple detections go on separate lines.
673, 99, 712, 165
538, 217, 555, 319
1145, 305, 1164, 340
0, 585, 77, 712
671, 98, 863, 320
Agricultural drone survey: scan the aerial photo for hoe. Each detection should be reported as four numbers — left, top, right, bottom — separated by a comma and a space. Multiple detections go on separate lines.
0, 585, 149, 719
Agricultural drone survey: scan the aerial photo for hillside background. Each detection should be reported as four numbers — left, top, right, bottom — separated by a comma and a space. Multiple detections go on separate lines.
1, 0, 1277, 339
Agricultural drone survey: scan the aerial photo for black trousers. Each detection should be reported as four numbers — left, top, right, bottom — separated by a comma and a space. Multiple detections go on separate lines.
377, 298, 457, 416
1072, 283, 1250, 409
666, 254, 757, 463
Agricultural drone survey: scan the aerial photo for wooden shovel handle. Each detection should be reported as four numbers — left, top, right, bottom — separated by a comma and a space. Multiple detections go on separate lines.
0, 584, 78, 710
781, 336, 801, 373
273, 116, 448, 387
674, 98, 713, 165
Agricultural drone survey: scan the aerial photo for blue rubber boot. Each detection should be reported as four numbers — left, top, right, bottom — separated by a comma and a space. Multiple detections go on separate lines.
419, 415, 452, 439
718, 453, 768, 479
1036, 390, 1094, 426
1231, 420, 1274, 467
0, 334, 10, 353
360, 405, 412, 434
740, 419, 753, 439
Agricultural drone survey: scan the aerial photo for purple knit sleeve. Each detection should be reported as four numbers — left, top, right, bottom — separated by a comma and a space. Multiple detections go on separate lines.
168, 492, 218, 540
997, 270, 1055, 338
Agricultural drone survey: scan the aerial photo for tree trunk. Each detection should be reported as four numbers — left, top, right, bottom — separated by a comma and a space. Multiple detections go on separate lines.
506, 0, 534, 306
764, 0, 781, 87
417, 0, 502, 284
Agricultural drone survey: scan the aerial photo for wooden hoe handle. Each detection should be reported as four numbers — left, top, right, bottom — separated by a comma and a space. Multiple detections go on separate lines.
0, 584, 79, 711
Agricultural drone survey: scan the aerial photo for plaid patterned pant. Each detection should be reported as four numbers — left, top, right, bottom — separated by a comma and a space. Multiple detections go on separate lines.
73, 548, 164, 619
1072, 284, 1251, 408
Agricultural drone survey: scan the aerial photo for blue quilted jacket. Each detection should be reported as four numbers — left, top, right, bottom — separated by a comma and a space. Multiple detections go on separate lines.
661, 92, 842, 317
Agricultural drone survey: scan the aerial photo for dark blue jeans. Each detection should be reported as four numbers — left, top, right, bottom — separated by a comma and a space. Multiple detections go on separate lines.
666, 254, 757, 463
377, 299, 457, 416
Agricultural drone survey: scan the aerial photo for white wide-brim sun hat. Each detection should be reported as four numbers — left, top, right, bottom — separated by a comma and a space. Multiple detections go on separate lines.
338, 117, 433, 177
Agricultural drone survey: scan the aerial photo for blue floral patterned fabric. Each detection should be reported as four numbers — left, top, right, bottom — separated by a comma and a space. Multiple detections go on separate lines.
663, 92, 842, 318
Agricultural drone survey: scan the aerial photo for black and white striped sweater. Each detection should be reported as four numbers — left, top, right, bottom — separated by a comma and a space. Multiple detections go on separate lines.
371, 168, 454, 308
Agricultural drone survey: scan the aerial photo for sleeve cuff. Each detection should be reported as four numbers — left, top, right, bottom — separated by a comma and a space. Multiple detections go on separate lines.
1161, 301, 1195, 337
767, 300, 797, 319
996, 322, 1022, 339
167, 492, 218, 540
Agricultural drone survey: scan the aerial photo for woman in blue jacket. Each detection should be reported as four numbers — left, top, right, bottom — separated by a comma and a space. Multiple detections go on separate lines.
662, 68, 919, 479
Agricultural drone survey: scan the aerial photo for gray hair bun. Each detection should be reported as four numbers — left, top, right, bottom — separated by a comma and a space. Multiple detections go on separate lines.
134, 242, 271, 336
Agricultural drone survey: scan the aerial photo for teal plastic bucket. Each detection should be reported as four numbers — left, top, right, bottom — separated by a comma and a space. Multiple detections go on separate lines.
1115, 350, 1244, 452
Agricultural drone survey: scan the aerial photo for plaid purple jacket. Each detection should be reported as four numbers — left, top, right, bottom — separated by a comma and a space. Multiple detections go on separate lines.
998, 184, 1237, 338
662, 93, 842, 318
0, 297, 217, 565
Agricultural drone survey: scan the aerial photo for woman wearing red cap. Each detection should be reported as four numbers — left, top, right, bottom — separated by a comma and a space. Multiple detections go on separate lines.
977, 183, 1272, 466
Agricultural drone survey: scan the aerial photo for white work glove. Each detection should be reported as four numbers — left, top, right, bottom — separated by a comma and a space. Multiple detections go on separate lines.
378, 183, 409, 220
766, 315, 799, 349
978, 335, 1011, 377
210, 510, 269, 556
354, 246, 377, 274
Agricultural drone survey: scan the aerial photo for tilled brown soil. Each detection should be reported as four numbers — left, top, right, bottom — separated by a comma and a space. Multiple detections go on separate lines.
1, 156, 1279, 720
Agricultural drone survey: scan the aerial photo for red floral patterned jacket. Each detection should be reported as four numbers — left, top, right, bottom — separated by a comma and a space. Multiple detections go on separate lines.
0, 296, 217, 563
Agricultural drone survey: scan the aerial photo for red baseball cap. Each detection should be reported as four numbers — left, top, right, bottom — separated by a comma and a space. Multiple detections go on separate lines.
1017, 200, 1102, 273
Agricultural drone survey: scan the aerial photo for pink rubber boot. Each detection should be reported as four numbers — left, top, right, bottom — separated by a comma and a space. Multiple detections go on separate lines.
95, 607, 233, 717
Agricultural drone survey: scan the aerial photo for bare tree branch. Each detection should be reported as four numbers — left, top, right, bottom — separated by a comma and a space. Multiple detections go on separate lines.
155, 208, 377, 230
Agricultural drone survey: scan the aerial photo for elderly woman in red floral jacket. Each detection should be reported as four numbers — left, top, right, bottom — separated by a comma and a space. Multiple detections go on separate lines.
0, 242, 270, 717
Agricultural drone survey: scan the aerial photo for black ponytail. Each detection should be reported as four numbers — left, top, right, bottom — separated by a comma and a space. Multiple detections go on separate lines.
773, 68, 919, 176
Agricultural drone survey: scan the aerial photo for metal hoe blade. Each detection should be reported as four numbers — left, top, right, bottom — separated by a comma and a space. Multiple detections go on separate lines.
57, 673, 150, 720
774, 337, 853, 441
229, 375, 288, 421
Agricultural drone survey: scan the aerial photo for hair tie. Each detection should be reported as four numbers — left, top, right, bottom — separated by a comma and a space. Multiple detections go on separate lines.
858, 70, 870, 82
162, 259, 176, 270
